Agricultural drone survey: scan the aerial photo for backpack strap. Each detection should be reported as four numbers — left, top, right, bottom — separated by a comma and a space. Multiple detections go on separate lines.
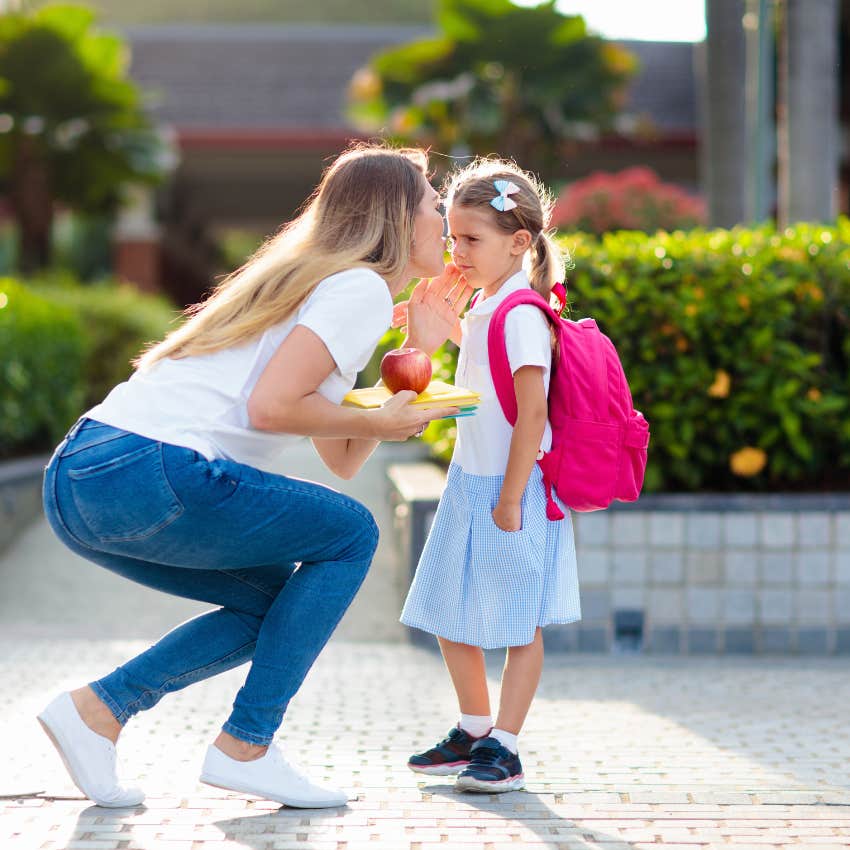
488, 289, 565, 520
487, 289, 561, 426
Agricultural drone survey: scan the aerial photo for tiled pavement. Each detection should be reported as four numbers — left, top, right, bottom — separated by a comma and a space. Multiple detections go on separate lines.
2, 444, 850, 849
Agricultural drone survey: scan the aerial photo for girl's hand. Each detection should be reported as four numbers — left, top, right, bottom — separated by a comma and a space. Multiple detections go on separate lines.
492, 500, 522, 532
393, 263, 474, 356
369, 390, 459, 442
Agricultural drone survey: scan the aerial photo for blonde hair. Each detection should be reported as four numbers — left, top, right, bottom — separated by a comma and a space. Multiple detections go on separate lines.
134, 143, 428, 370
445, 158, 564, 299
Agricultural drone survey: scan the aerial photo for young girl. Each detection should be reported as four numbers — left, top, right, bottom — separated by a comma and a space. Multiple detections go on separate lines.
399, 159, 581, 793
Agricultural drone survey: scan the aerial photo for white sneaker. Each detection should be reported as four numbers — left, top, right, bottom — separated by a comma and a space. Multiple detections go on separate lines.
37, 692, 144, 808
200, 742, 349, 808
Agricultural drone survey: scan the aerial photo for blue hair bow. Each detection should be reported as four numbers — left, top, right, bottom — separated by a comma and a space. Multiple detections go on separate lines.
490, 179, 520, 212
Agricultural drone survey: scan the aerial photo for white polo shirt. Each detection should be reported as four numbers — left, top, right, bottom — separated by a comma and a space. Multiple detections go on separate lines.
452, 270, 553, 477
85, 268, 393, 473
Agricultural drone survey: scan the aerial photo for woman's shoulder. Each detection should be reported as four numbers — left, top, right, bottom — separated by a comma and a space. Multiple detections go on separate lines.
315, 266, 387, 293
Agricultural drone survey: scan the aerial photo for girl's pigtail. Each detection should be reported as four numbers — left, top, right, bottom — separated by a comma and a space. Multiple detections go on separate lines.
528, 229, 563, 299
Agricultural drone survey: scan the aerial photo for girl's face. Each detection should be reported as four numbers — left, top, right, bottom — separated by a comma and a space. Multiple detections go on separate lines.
403, 176, 447, 285
446, 204, 527, 293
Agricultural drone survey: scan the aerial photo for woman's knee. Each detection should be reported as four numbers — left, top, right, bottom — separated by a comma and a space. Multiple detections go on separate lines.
334, 502, 379, 564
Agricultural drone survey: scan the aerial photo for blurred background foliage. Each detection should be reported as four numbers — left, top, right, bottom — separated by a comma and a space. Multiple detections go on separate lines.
551, 167, 707, 235
0, 3, 172, 272
0, 271, 177, 457
348, 0, 638, 178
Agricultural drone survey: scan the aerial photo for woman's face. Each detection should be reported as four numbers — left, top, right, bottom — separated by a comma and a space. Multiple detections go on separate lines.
405, 176, 447, 282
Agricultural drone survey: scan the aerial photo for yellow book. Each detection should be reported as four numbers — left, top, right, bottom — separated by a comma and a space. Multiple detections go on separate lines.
342, 379, 480, 412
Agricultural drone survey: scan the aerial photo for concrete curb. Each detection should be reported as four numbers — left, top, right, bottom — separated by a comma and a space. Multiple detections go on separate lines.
0, 454, 49, 555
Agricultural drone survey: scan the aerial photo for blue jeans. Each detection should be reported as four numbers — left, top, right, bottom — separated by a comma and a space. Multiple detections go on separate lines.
42, 417, 379, 745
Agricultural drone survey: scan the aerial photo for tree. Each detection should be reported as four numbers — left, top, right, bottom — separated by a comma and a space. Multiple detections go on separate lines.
0, 4, 172, 272
348, 0, 637, 178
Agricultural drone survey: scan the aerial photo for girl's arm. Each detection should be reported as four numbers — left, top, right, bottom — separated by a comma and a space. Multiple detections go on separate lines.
492, 365, 548, 532
248, 325, 458, 478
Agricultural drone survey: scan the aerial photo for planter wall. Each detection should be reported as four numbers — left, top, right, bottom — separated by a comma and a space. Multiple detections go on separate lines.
388, 463, 850, 655
0, 456, 50, 555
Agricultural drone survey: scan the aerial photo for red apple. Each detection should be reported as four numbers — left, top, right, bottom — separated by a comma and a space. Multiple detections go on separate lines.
380, 347, 432, 395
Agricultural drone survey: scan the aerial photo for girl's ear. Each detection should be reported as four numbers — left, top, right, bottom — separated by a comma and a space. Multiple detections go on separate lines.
510, 229, 533, 255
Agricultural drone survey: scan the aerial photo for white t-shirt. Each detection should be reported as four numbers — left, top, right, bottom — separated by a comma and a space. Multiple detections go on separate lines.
86, 268, 393, 473
452, 270, 553, 476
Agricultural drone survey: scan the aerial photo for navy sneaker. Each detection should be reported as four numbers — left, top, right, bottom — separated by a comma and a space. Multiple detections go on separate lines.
407, 726, 487, 776
454, 737, 525, 792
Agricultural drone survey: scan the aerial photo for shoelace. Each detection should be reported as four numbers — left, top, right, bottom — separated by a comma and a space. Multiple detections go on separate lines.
434, 729, 462, 749
469, 746, 500, 766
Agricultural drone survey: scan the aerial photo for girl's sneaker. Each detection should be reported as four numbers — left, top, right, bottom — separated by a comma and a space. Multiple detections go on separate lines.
454, 737, 525, 793
407, 725, 487, 776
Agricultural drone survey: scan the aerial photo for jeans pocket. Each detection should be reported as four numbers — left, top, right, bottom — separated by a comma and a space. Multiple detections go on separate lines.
67, 442, 184, 543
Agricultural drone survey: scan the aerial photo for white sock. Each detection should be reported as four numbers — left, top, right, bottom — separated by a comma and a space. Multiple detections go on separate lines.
459, 713, 492, 738
490, 728, 518, 754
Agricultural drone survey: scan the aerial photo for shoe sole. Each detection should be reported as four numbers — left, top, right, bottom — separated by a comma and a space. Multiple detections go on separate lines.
407, 760, 468, 776
455, 773, 525, 793
199, 773, 348, 809
37, 714, 144, 808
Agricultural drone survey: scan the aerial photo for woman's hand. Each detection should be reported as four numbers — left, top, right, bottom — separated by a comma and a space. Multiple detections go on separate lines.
392, 264, 474, 355
368, 390, 459, 442
492, 500, 522, 532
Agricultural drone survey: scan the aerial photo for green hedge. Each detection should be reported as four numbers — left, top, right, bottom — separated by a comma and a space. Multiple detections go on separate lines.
0, 279, 87, 456
32, 274, 180, 410
1, 274, 179, 458
421, 220, 850, 492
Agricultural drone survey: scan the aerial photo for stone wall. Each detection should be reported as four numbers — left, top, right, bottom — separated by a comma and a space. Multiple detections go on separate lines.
558, 495, 850, 654
388, 464, 850, 654
0, 456, 49, 555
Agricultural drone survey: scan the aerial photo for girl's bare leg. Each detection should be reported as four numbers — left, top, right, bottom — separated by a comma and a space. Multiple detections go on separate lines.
437, 637, 491, 716
495, 628, 544, 734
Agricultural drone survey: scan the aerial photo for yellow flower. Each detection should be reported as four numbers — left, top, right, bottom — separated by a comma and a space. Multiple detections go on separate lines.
730, 447, 767, 477
707, 369, 731, 398
807, 388, 822, 401
684, 304, 698, 317
349, 68, 381, 101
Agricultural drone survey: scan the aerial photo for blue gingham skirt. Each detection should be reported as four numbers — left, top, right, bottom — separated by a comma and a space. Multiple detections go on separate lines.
400, 462, 581, 649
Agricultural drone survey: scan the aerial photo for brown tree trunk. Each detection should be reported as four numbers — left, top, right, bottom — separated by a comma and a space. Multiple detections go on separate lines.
10, 135, 53, 274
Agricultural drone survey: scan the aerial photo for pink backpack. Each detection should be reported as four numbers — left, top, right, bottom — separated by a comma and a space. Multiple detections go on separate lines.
488, 288, 650, 518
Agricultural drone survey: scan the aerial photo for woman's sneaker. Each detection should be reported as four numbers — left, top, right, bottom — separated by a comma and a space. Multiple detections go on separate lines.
407, 725, 487, 776
454, 737, 525, 793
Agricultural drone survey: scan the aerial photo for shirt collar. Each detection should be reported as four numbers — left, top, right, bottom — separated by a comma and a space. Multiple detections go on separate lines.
467, 270, 531, 317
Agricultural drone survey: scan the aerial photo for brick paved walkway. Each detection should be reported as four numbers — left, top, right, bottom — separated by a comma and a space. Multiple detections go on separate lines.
2, 445, 850, 849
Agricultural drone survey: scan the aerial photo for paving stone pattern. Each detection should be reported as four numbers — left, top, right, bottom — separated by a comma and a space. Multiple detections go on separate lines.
2, 445, 850, 848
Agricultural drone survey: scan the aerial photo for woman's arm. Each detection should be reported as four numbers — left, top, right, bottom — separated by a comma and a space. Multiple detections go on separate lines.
492, 365, 548, 532
394, 264, 473, 355
247, 324, 458, 464
311, 435, 380, 480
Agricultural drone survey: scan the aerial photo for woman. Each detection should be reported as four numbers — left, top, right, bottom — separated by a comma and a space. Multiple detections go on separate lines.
39, 144, 473, 809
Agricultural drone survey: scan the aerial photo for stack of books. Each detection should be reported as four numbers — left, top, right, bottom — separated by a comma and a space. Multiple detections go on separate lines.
342, 380, 480, 419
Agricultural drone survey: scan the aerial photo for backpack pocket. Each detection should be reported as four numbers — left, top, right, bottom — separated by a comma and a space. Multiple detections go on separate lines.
616, 412, 650, 502
545, 418, 620, 512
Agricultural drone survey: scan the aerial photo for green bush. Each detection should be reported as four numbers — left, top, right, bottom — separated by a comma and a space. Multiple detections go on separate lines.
423, 221, 850, 492
32, 273, 180, 410
0, 278, 87, 457
0, 273, 180, 458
